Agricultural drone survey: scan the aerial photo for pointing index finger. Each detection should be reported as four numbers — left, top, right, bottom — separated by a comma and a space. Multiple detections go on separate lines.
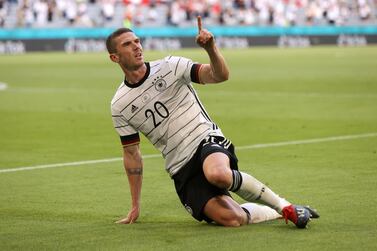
197, 16, 202, 33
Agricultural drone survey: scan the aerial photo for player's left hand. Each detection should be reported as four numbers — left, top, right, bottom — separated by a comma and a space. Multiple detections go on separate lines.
196, 16, 215, 50
115, 206, 139, 224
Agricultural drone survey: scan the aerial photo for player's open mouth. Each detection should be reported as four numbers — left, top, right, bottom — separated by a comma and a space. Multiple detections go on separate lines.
135, 52, 142, 59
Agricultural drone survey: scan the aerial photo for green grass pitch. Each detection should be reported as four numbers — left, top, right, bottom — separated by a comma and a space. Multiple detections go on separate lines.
0, 46, 377, 250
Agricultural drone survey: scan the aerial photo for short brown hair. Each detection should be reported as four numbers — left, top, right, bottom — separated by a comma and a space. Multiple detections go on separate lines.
106, 28, 134, 54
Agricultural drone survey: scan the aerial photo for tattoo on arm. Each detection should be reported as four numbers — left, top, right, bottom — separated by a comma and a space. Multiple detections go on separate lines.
126, 168, 143, 176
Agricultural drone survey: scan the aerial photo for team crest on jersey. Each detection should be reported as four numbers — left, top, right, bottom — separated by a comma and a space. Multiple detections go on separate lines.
154, 77, 167, 92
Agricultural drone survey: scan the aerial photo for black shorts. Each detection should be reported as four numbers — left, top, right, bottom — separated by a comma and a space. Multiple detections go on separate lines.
172, 135, 239, 222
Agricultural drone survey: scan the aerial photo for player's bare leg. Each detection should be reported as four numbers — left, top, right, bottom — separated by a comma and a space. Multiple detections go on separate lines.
203, 195, 281, 226
203, 195, 248, 227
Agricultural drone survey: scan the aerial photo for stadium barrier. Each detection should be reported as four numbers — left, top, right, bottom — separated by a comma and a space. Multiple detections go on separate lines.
0, 26, 376, 54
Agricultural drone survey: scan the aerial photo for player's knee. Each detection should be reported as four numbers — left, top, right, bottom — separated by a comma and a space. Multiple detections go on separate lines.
203, 152, 232, 188
223, 219, 243, 227
219, 210, 245, 227
205, 166, 232, 188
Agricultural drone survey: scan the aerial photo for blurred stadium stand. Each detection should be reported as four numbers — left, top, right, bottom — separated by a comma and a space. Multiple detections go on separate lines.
1, 0, 376, 29
1, 0, 376, 53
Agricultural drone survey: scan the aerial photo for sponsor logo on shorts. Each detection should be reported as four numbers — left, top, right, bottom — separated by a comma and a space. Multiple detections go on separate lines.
211, 143, 222, 149
185, 204, 193, 215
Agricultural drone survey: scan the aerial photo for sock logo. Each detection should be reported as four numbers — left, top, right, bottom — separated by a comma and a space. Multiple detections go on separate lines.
229, 170, 242, 192
256, 187, 265, 200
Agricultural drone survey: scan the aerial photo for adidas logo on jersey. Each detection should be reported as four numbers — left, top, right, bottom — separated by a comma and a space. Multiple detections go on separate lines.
131, 105, 138, 113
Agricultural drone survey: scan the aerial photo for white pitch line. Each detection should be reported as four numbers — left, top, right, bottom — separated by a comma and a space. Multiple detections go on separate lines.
1, 132, 377, 174
0, 154, 161, 174
236, 132, 377, 150
0, 82, 8, 91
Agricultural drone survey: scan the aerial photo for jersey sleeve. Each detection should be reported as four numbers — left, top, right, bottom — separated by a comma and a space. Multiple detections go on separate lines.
111, 110, 140, 146
167, 56, 203, 84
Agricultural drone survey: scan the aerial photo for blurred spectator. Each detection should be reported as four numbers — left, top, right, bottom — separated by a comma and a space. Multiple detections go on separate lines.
358, 0, 372, 20
221, 7, 238, 25
0, 0, 6, 27
55, 0, 67, 19
327, 1, 340, 25
47, 0, 55, 22
33, 0, 48, 26
338, 0, 351, 25
146, 2, 158, 22
123, 9, 132, 28
101, 0, 115, 21
238, 5, 256, 25
76, 0, 94, 26
65, 0, 77, 24
169, 0, 186, 26
17, 0, 35, 27
305, 1, 316, 25
285, 1, 299, 26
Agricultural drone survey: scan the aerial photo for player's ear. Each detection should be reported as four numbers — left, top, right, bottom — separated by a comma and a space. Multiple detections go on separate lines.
109, 53, 119, 63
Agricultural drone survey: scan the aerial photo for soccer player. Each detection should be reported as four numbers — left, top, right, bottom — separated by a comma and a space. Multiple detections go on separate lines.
107, 17, 319, 228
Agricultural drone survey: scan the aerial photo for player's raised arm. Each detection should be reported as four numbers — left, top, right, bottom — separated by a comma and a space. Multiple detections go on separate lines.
197, 15, 202, 33
196, 16, 214, 50
195, 16, 229, 84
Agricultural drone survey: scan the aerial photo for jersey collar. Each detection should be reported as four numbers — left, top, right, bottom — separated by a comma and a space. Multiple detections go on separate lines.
124, 62, 150, 88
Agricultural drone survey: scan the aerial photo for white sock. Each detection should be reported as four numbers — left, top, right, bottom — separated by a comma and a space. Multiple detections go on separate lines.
231, 171, 290, 213
241, 203, 282, 224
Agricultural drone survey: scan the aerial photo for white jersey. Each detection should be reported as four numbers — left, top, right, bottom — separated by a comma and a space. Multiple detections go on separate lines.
111, 56, 224, 176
